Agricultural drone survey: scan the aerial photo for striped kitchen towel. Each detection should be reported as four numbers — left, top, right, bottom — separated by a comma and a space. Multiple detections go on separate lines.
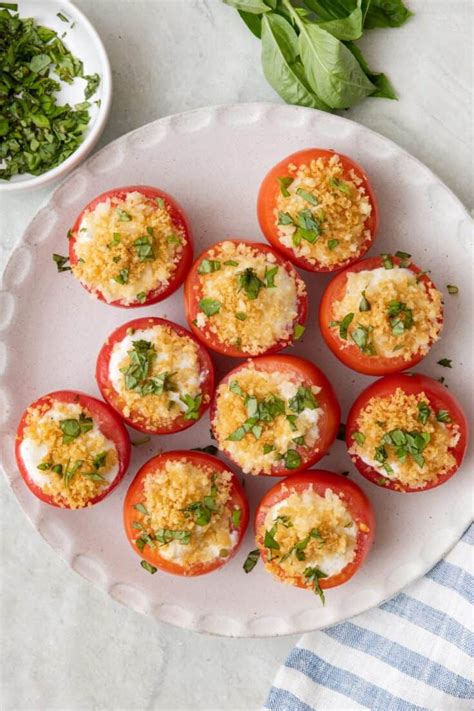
264, 524, 473, 710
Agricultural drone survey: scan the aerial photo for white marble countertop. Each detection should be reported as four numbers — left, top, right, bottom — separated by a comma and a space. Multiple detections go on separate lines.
1, 1, 472, 709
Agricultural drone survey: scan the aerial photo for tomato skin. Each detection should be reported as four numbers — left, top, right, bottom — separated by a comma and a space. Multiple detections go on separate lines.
123, 450, 249, 576
184, 239, 308, 357
255, 471, 375, 590
96, 317, 215, 435
15, 390, 131, 509
210, 355, 341, 477
319, 255, 444, 375
257, 148, 378, 273
346, 373, 468, 493
69, 185, 194, 308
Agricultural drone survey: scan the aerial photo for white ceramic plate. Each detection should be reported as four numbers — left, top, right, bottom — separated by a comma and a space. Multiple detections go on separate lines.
1, 103, 473, 637
0, 0, 111, 193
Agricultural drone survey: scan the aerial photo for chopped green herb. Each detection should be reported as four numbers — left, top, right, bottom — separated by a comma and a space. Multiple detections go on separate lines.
417, 402, 431, 425
131, 436, 151, 447
243, 549, 259, 573
155, 197, 165, 208
395, 250, 411, 259
264, 265, 278, 288
57, 12, 69, 22
232, 508, 242, 527
351, 325, 371, 352
235, 311, 247, 321
136, 292, 147, 304
327, 239, 339, 250
352, 431, 365, 445
437, 359, 452, 368
294, 323, 305, 340
229, 380, 244, 397
387, 300, 413, 335
84, 73, 100, 100
133, 503, 148, 515
134, 235, 155, 262
381, 253, 393, 269
359, 291, 371, 312
436, 410, 452, 423
198, 259, 221, 274
304, 566, 328, 604
278, 211, 294, 225
277, 176, 293, 197
296, 188, 318, 205
181, 394, 203, 420
263, 443, 275, 454
156, 528, 191, 545
199, 297, 221, 316
140, 560, 157, 574
116, 208, 132, 222
446, 284, 458, 295
264, 527, 280, 550
273, 515, 292, 528
223, 260, 239, 266
167, 233, 181, 245
59, 414, 92, 444
239, 267, 265, 300
52, 253, 71, 273
289, 386, 317, 413
51, 464, 63, 475
114, 268, 129, 285
284, 449, 302, 469
329, 177, 351, 195
339, 313, 354, 339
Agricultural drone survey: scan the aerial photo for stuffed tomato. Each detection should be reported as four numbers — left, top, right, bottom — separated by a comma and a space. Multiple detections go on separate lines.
123, 451, 249, 576
69, 185, 193, 307
184, 239, 307, 357
96, 317, 214, 435
255, 471, 375, 602
210, 355, 340, 477
257, 148, 378, 273
320, 253, 443, 375
15, 390, 131, 509
346, 374, 468, 492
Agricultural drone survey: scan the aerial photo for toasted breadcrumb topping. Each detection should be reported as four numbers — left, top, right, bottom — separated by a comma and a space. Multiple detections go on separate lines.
72, 191, 186, 304
275, 154, 372, 267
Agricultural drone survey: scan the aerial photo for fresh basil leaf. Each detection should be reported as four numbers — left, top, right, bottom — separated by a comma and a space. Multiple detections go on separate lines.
261, 13, 331, 111
364, 0, 413, 29
345, 41, 397, 99
298, 22, 374, 109
238, 9, 263, 37
436, 410, 452, 423
284, 449, 302, 469
198, 259, 221, 274
140, 560, 157, 574
134, 235, 155, 262
277, 176, 294, 196
417, 402, 431, 425
327, 239, 339, 250
359, 290, 370, 311
317, 0, 363, 40
339, 312, 354, 339
133, 503, 148, 515
264, 528, 280, 549
52, 253, 71, 272
352, 431, 365, 445
437, 358, 452, 368
264, 265, 278, 287
239, 268, 265, 300
278, 210, 294, 225
84, 73, 100, 100
181, 393, 203, 420
296, 188, 319, 205
224, 0, 270, 13
294, 323, 305, 340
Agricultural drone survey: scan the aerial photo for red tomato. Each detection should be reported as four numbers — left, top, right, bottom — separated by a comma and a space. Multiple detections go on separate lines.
346, 373, 468, 492
319, 255, 444, 375
69, 185, 193, 308
210, 355, 341, 477
184, 239, 307, 357
15, 390, 131, 508
255, 471, 375, 592
96, 317, 214, 435
123, 450, 249, 576
257, 148, 378, 273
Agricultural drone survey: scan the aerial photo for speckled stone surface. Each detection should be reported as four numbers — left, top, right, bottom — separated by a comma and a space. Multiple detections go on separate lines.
1, 1, 472, 709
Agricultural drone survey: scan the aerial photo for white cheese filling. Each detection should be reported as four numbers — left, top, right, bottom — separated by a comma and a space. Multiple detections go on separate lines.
20, 402, 119, 488
108, 327, 203, 414
158, 529, 239, 564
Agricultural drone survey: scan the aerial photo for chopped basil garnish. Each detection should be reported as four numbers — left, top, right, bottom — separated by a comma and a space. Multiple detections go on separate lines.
381, 253, 393, 269
37, 462, 51, 471
167, 233, 181, 245
131, 436, 151, 447
264, 265, 278, 288
351, 325, 371, 353
352, 431, 365, 445
417, 402, 431, 425
327, 239, 339, 250
198, 259, 221, 274
229, 380, 244, 397
235, 311, 247, 321
116, 208, 131, 222
437, 358, 452, 368
114, 268, 129, 285
328, 177, 351, 195
140, 560, 157, 574
278, 211, 293, 225
339, 313, 354, 339
446, 284, 458, 295
53, 253, 71, 272
289, 386, 317, 413
134, 235, 155, 262
156, 528, 191, 545
199, 297, 221, 316
59, 413, 93, 444
304, 566, 328, 604
296, 188, 318, 205
133, 503, 148, 515
387, 300, 413, 335
239, 267, 265, 300
192, 445, 218, 455
232, 508, 242, 527
264, 527, 280, 550
277, 176, 293, 197
223, 260, 239, 266
359, 291, 371, 312
284, 449, 301, 469
294, 323, 305, 340
181, 393, 203, 420
136, 292, 147, 303
436, 410, 452, 423
243, 549, 260, 573
263, 443, 275, 454
395, 250, 411, 259
381, 428, 430, 468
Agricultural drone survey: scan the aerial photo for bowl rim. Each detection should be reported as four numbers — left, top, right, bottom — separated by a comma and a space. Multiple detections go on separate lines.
0, 0, 112, 193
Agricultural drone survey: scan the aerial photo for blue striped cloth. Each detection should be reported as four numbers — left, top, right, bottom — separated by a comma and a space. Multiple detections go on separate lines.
265, 524, 473, 710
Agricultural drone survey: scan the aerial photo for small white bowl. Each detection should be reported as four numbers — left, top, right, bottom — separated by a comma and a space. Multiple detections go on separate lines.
0, 0, 112, 193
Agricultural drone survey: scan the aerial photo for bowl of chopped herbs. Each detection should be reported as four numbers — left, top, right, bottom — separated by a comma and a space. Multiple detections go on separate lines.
0, 0, 112, 191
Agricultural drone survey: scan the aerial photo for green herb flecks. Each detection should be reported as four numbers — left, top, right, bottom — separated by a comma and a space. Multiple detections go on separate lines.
199, 297, 221, 316
277, 176, 293, 197
181, 394, 203, 421
294, 323, 305, 340
239, 267, 265, 300
304, 566, 328, 605
359, 291, 370, 312
387, 300, 413, 335
59, 413, 93, 444
53, 253, 71, 272
446, 285, 458, 295
417, 402, 431, 425
437, 358, 452, 368
243, 549, 260, 573
296, 188, 318, 205
134, 235, 155, 262
140, 560, 157, 574
198, 259, 221, 274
